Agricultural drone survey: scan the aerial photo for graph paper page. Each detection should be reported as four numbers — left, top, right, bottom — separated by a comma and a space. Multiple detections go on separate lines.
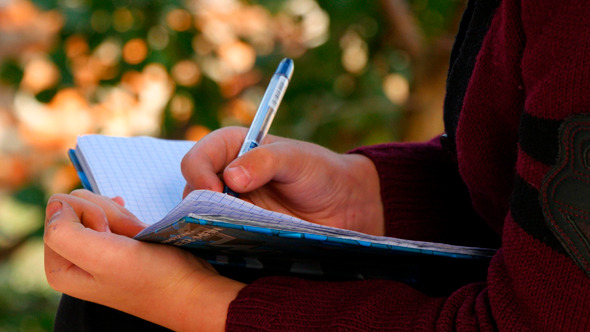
76, 135, 195, 224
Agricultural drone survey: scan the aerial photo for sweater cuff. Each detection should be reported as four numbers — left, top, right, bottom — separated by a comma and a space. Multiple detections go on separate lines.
350, 138, 495, 247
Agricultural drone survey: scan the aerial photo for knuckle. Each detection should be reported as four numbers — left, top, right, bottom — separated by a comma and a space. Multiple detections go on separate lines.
180, 152, 192, 172
44, 265, 62, 289
245, 145, 276, 170
44, 221, 62, 243
48, 193, 69, 202
120, 210, 140, 224
220, 126, 243, 134
44, 271, 58, 289
70, 189, 92, 197
255, 148, 275, 168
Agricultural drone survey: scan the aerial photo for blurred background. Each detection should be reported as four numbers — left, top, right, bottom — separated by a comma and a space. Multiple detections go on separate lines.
0, 0, 464, 330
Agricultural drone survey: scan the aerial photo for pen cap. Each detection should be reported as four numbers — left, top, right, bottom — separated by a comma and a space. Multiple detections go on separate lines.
275, 58, 294, 80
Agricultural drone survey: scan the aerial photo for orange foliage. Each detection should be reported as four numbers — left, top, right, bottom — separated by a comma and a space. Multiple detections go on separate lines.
0, 0, 331, 194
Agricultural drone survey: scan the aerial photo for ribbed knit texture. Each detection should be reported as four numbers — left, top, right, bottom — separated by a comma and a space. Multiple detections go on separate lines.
352, 139, 499, 248
226, 0, 590, 330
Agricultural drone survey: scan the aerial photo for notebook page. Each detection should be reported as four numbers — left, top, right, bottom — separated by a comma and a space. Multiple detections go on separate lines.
136, 190, 497, 257
76, 135, 195, 224
136, 189, 303, 238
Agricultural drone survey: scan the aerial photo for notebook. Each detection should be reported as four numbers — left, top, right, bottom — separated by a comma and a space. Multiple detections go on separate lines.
68, 134, 496, 285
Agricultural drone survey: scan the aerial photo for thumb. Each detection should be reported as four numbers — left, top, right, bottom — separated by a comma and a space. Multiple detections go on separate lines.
222, 140, 313, 194
46, 195, 110, 233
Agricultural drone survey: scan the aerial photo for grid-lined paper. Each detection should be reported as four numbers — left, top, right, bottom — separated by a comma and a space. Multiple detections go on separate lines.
76, 135, 195, 224
136, 190, 496, 255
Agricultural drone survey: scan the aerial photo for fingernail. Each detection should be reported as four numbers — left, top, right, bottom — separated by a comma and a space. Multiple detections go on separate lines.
46, 200, 63, 225
226, 165, 251, 189
110, 196, 125, 206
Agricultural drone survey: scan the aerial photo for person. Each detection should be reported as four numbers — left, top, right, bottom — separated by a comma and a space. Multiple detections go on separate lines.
44, 0, 590, 330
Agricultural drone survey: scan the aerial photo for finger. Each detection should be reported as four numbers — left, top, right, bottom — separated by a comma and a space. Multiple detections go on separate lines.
181, 127, 248, 194
47, 194, 110, 232
110, 196, 125, 207
44, 199, 103, 282
182, 183, 193, 198
44, 200, 139, 300
183, 173, 225, 197
44, 200, 89, 287
44, 199, 137, 274
44, 241, 95, 296
223, 139, 321, 193
70, 189, 147, 237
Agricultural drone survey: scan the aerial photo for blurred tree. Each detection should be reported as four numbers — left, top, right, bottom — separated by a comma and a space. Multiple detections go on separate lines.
379, 0, 465, 141
0, 0, 465, 330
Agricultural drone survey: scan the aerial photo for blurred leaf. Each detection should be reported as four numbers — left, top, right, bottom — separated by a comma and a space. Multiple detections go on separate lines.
35, 89, 59, 103
12, 184, 46, 207
30, 0, 58, 10
0, 61, 24, 85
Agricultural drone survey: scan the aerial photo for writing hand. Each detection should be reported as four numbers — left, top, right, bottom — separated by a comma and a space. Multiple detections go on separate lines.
181, 127, 384, 235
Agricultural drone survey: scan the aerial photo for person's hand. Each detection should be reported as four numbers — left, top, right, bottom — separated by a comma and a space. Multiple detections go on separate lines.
181, 127, 384, 235
44, 189, 244, 331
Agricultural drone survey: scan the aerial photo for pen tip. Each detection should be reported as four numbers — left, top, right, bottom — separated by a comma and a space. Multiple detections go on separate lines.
276, 58, 294, 80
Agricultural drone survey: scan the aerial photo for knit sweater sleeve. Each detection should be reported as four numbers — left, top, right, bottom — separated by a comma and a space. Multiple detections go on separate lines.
350, 138, 498, 247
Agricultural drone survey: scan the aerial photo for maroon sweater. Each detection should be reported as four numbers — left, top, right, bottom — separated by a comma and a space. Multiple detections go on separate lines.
226, 0, 590, 330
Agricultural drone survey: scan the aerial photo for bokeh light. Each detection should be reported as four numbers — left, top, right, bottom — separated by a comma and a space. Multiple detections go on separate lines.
340, 29, 368, 74
171, 60, 201, 87
166, 8, 193, 32
113, 8, 134, 32
383, 73, 410, 105
122, 38, 148, 65
20, 56, 60, 94
170, 93, 194, 123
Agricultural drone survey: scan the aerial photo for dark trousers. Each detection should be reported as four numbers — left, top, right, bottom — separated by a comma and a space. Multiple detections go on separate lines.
54, 295, 171, 332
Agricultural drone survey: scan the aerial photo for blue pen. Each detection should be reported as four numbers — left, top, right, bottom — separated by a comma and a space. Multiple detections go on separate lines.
224, 58, 294, 196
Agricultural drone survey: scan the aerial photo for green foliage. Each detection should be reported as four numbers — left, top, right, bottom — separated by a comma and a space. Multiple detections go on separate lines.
0, 60, 23, 85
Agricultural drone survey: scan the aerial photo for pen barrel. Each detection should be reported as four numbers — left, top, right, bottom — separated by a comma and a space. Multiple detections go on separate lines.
238, 73, 290, 156
239, 140, 259, 156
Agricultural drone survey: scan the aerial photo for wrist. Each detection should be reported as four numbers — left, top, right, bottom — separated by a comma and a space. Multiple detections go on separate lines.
176, 273, 246, 331
123, 248, 246, 331
342, 153, 384, 235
